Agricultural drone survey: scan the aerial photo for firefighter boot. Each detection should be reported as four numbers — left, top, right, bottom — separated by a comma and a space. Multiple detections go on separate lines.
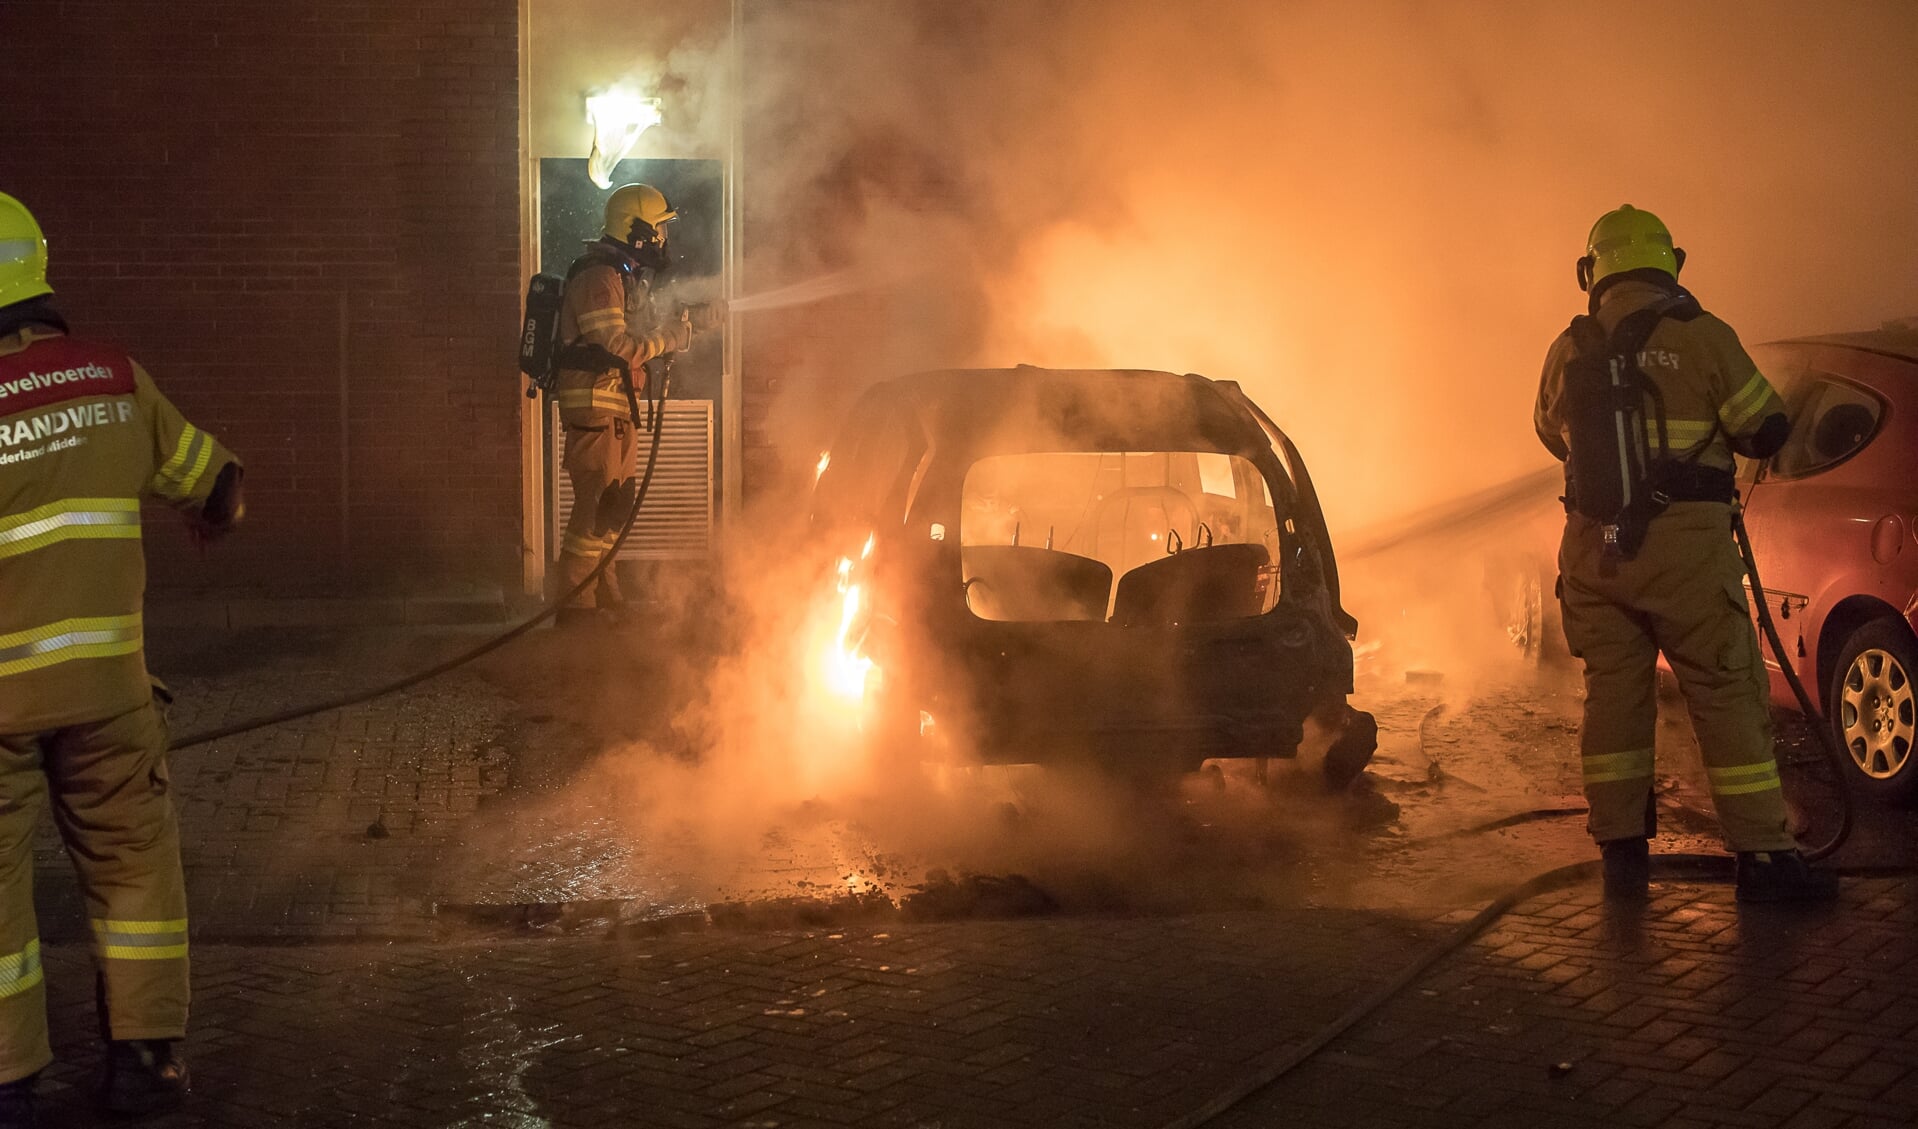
1599, 837, 1650, 900
0, 1074, 35, 1129
1735, 850, 1839, 904
99, 1040, 188, 1116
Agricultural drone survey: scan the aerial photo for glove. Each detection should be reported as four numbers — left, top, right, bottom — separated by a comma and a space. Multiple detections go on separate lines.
684, 300, 727, 334
185, 462, 245, 545
654, 315, 694, 355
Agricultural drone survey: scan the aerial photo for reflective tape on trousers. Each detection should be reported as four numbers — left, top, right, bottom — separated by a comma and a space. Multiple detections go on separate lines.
90, 919, 188, 961
0, 939, 43, 998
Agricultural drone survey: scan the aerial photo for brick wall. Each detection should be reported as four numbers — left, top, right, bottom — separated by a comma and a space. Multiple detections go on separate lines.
0, 0, 523, 596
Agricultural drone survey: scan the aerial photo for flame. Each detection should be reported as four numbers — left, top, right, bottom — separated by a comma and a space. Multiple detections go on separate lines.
815, 450, 831, 483
818, 536, 878, 704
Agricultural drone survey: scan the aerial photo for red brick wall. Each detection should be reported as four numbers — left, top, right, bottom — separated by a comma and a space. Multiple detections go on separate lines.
0, 0, 523, 596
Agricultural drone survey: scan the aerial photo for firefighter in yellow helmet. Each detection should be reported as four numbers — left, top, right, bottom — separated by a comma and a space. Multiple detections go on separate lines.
1536, 205, 1835, 903
551, 182, 723, 626
0, 193, 244, 1126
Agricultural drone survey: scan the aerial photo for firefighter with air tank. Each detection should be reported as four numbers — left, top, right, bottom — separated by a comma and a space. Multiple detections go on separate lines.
0, 192, 245, 1127
1535, 204, 1837, 903
551, 182, 722, 627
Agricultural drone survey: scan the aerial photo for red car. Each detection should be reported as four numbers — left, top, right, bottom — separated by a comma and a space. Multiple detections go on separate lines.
1742, 326, 1918, 800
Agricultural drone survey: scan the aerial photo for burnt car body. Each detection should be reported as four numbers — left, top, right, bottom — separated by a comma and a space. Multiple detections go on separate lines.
1739, 329, 1918, 800
811, 366, 1377, 783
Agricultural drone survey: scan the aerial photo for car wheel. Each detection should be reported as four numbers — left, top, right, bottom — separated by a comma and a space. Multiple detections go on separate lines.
1828, 618, 1918, 803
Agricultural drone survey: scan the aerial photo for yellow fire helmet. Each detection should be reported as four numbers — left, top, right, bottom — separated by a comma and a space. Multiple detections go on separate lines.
602, 182, 678, 246
1578, 204, 1684, 292
0, 192, 52, 309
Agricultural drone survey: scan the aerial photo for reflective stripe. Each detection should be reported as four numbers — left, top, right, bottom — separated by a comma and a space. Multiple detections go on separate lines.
174, 432, 215, 496
0, 940, 42, 999
1707, 760, 1782, 796
154, 425, 203, 489
560, 532, 604, 558
1721, 371, 1776, 432
152, 424, 214, 500
0, 498, 141, 560
90, 918, 188, 961
556, 388, 631, 414
575, 308, 625, 334
0, 613, 143, 678
1583, 747, 1655, 785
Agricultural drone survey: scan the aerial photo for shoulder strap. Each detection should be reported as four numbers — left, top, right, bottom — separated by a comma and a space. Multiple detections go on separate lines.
565, 249, 633, 285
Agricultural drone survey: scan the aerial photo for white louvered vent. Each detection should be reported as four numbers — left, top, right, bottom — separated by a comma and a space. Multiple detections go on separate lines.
551, 399, 715, 560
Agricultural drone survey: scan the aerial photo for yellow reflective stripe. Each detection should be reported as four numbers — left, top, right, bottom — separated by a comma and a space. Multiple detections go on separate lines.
173, 434, 215, 497
0, 613, 143, 678
1707, 761, 1782, 796
557, 389, 630, 413
0, 940, 42, 999
90, 919, 188, 961
560, 533, 603, 558
92, 918, 188, 934
1583, 747, 1655, 785
154, 424, 201, 485
0, 498, 142, 561
575, 309, 624, 333
1721, 372, 1777, 432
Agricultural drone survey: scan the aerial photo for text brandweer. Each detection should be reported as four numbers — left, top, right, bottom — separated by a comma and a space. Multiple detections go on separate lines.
0, 400, 134, 449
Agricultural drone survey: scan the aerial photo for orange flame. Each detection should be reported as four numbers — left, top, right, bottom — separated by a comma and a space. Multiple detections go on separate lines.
815, 450, 831, 483
818, 534, 878, 705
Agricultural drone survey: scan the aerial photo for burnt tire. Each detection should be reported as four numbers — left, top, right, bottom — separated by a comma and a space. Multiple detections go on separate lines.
1827, 618, 1918, 804
1322, 709, 1379, 791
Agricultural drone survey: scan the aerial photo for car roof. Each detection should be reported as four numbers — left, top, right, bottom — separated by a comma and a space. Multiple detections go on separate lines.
860, 365, 1273, 456
1767, 325, 1918, 367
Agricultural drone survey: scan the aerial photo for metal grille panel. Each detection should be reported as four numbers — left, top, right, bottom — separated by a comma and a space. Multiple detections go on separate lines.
551, 400, 715, 560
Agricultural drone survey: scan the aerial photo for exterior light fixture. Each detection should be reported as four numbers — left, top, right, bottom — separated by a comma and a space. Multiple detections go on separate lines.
585, 88, 662, 189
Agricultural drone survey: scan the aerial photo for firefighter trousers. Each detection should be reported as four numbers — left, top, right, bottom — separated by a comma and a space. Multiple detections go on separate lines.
0, 695, 189, 1084
1558, 501, 1796, 853
558, 418, 639, 609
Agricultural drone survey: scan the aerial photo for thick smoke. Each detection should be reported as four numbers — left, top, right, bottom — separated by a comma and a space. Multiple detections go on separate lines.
512, 1, 1918, 906
725, 0, 1918, 527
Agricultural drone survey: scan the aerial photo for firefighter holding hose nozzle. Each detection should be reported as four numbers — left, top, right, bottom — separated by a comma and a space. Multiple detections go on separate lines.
552, 182, 723, 628
1534, 205, 1837, 903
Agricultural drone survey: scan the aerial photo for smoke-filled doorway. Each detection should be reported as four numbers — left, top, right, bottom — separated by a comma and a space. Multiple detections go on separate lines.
536, 157, 727, 582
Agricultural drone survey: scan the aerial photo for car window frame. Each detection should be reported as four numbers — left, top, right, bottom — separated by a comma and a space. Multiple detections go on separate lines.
1762, 371, 1888, 483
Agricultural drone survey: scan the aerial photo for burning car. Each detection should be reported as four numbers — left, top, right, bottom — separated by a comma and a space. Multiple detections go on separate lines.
810, 366, 1377, 787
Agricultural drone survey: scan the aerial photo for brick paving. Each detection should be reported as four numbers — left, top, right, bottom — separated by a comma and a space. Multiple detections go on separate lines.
17, 627, 1918, 1126
26, 877, 1918, 1128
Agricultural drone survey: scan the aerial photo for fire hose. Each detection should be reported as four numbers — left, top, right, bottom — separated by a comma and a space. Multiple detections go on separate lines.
1168, 508, 1867, 1127
1177, 573, 1865, 1129
166, 366, 669, 752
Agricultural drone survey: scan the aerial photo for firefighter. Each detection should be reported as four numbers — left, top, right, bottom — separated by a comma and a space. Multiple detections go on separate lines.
1536, 205, 1837, 903
0, 192, 245, 1127
552, 182, 722, 627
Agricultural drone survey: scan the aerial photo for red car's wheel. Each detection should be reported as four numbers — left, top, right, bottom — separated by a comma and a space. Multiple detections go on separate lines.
1828, 618, 1918, 803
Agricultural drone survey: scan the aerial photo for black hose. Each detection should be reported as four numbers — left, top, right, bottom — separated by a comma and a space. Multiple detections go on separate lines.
1733, 506, 1853, 861
167, 396, 669, 752
1171, 845, 1918, 1129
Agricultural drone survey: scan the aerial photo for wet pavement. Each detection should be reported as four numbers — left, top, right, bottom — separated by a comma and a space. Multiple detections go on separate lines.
17, 621, 1918, 1126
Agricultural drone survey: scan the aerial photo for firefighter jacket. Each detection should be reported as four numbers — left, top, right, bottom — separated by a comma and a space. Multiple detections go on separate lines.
554, 243, 687, 426
1534, 279, 1787, 475
0, 325, 239, 733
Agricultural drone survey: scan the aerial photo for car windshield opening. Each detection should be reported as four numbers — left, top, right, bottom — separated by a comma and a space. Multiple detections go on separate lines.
959, 450, 1282, 624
